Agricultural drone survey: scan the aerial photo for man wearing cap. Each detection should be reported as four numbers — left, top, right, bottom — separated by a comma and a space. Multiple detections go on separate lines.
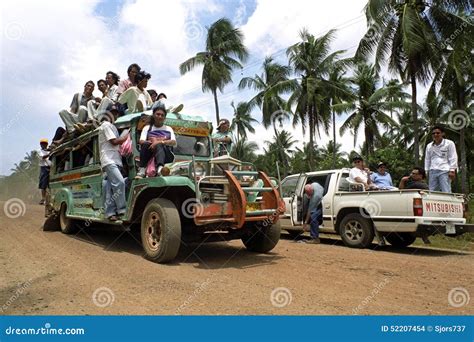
302, 182, 324, 244
136, 102, 177, 179
371, 162, 396, 190
98, 107, 129, 221
38, 139, 51, 205
349, 156, 377, 190
212, 119, 232, 157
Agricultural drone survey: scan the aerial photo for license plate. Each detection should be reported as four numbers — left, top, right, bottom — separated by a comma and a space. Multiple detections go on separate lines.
446, 223, 456, 235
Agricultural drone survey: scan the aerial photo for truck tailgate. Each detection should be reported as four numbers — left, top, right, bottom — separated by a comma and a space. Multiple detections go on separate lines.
421, 192, 464, 219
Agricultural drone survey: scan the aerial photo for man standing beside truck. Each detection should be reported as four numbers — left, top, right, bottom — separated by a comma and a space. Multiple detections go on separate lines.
302, 183, 324, 244
424, 126, 458, 193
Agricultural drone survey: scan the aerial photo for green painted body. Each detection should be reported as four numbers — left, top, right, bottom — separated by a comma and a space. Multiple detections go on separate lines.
47, 110, 215, 224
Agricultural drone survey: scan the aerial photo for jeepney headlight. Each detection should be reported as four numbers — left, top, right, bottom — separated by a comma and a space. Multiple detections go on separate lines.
193, 164, 206, 177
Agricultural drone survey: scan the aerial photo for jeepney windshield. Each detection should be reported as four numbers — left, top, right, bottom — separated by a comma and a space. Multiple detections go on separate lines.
174, 135, 211, 157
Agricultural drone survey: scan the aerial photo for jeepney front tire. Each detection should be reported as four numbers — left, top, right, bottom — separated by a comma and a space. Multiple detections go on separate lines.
385, 233, 416, 248
242, 221, 281, 253
59, 203, 79, 234
338, 213, 374, 248
141, 199, 181, 263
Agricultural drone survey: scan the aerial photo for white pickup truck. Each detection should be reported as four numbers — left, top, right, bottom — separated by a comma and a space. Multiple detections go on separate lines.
279, 169, 473, 248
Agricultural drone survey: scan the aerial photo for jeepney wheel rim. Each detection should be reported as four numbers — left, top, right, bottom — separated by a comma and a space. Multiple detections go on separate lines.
343, 220, 363, 241
145, 211, 161, 251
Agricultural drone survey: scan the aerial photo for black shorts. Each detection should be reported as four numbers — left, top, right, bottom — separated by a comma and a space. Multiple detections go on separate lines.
38, 166, 50, 190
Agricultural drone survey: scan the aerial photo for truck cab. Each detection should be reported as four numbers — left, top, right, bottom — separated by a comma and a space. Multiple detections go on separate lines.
44, 110, 284, 263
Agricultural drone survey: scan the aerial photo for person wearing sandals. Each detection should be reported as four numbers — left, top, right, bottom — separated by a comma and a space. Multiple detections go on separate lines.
98, 105, 129, 221
38, 138, 51, 205
136, 102, 176, 179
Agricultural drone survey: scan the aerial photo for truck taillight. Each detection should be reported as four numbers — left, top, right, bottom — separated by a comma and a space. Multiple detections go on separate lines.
463, 200, 468, 219
413, 198, 423, 216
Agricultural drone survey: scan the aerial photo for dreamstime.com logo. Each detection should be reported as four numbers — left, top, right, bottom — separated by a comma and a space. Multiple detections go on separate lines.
446, 110, 471, 131
3, 198, 26, 219
448, 287, 470, 308
92, 287, 115, 308
270, 287, 292, 308
359, 198, 382, 218
180, 198, 204, 219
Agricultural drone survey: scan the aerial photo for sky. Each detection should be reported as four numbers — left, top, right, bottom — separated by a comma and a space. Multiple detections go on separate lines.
0, 0, 408, 175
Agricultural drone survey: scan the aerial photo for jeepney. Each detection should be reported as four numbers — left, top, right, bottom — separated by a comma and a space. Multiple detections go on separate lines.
44, 110, 284, 263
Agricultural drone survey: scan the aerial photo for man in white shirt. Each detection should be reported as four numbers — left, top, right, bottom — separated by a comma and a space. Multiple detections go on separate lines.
136, 102, 177, 178
38, 138, 52, 205
424, 125, 458, 193
118, 71, 152, 114
349, 156, 377, 190
98, 106, 129, 221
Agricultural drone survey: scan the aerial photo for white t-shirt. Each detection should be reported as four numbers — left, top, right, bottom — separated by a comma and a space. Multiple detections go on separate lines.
38, 148, 51, 167
99, 121, 122, 167
140, 124, 177, 146
349, 167, 368, 184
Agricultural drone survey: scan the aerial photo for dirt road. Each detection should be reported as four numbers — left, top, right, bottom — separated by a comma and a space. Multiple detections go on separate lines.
1, 203, 473, 315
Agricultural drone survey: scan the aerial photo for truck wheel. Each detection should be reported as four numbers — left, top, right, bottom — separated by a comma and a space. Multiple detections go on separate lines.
287, 229, 304, 239
141, 199, 181, 263
385, 233, 416, 248
59, 203, 78, 234
242, 221, 281, 253
338, 213, 374, 248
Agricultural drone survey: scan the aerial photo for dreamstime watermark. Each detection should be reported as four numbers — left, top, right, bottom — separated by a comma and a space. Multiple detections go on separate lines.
92, 287, 115, 308
360, 22, 382, 44
175, 277, 212, 314
270, 287, 292, 308
269, 110, 291, 129
448, 287, 470, 308
359, 198, 382, 218
183, 19, 204, 41
445, 110, 471, 131
4, 22, 24, 40
352, 276, 392, 314
0, 279, 32, 313
180, 198, 204, 219
3, 198, 26, 219
440, 21, 469, 49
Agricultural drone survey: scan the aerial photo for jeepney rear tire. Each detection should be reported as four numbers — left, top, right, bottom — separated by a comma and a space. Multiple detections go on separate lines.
385, 233, 416, 248
141, 198, 181, 263
43, 214, 60, 231
338, 213, 374, 248
287, 229, 304, 239
242, 221, 281, 253
59, 203, 79, 234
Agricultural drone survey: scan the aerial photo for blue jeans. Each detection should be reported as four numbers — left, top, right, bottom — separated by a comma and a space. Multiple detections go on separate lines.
309, 208, 322, 239
103, 163, 126, 218
428, 170, 451, 193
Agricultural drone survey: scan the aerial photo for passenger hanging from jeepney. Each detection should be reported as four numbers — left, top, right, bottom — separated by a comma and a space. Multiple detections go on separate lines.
97, 105, 129, 221
135, 102, 176, 179
116, 63, 141, 98
349, 156, 378, 190
117, 70, 152, 114
58, 80, 95, 134
147, 89, 158, 102
38, 138, 51, 205
212, 119, 232, 157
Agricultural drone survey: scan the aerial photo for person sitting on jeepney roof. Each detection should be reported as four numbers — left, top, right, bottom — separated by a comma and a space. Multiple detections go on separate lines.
98, 105, 130, 221
370, 162, 396, 190
349, 156, 378, 191
116, 63, 141, 97
147, 89, 158, 102
399, 167, 429, 190
118, 70, 152, 114
105, 71, 120, 101
136, 102, 176, 179
59, 80, 95, 134
212, 119, 232, 157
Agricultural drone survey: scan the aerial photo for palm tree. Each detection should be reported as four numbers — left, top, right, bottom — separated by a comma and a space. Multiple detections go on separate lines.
231, 140, 259, 162
383, 79, 409, 119
179, 18, 248, 124
238, 57, 292, 133
316, 141, 348, 170
356, 0, 471, 163
286, 29, 350, 167
334, 63, 404, 159
230, 101, 258, 141
265, 130, 297, 177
